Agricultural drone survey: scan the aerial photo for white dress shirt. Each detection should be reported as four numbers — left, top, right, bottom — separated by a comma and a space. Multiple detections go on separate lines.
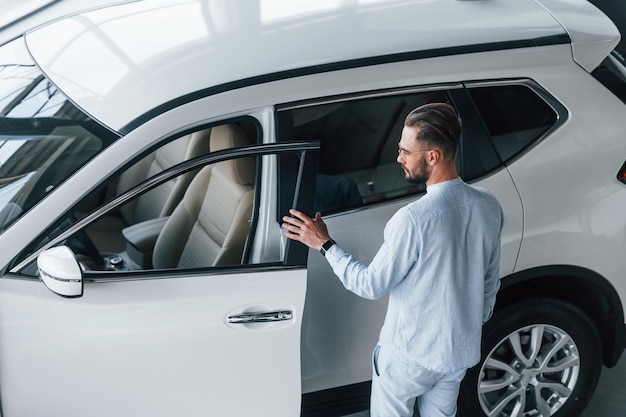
325, 177, 503, 372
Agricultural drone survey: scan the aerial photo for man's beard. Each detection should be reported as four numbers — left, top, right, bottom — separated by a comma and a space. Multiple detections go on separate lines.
406, 157, 430, 184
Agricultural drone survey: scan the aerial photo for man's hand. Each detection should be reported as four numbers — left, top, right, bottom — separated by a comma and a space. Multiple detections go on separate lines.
282, 209, 331, 250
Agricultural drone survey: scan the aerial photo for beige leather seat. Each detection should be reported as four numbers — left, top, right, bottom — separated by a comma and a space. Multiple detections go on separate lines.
87, 130, 211, 252
117, 129, 211, 225
152, 124, 255, 269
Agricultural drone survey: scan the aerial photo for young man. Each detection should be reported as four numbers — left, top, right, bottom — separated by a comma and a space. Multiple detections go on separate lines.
282, 103, 503, 417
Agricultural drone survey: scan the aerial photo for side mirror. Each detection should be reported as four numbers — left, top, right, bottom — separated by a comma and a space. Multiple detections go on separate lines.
37, 246, 83, 298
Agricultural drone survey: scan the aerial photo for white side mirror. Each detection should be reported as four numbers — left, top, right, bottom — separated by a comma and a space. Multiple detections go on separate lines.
37, 246, 83, 298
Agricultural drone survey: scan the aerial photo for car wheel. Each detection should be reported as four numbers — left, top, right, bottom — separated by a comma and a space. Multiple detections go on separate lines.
458, 298, 602, 417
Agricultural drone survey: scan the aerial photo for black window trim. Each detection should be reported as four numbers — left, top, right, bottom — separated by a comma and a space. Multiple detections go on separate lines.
447, 88, 502, 181
276, 83, 464, 112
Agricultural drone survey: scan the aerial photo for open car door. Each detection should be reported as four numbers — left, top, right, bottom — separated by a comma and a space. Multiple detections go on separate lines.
0, 143, 319, 417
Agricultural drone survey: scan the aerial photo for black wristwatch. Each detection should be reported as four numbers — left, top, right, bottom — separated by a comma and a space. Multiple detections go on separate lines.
320, 239, 336, 256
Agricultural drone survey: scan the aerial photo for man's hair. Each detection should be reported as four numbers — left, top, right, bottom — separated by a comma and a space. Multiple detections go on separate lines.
404, 102, 461, 160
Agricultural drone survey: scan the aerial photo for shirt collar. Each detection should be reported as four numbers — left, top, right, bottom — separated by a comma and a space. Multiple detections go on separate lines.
426, 177, 463, 194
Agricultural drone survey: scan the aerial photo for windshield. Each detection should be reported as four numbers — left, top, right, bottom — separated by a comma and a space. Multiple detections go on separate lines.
0, 38, 119, 234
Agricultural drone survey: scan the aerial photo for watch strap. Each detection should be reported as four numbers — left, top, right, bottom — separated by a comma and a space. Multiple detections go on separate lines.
320, 239, 336, 256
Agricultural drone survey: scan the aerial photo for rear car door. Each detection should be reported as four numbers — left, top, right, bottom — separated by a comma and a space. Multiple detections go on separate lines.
276, 85, 525, 402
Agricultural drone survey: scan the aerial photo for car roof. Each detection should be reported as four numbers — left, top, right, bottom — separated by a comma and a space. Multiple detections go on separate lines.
23, 0, 619, 133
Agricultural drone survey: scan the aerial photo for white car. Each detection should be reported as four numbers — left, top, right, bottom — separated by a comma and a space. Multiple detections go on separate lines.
0, 1, 625, 416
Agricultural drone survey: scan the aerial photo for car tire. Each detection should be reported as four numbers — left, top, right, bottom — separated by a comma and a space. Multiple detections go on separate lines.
458, 298, 602, 417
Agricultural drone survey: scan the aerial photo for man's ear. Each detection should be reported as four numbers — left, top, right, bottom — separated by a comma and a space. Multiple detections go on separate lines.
428, 149, 441, 166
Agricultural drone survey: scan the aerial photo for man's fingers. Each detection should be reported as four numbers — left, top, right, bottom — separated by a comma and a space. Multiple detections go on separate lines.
284, 210, 316, 230
282, 215, 303, 229
282, 221, 298, 234
288, 208, 313, 223
282, 214, 309, 242
289, 208, 303, 217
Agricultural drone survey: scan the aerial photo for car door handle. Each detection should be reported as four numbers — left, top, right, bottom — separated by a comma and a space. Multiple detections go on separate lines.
227, 310, 293, 324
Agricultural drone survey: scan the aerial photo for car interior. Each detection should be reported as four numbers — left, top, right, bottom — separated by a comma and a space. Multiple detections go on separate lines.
80, 121, 257, 272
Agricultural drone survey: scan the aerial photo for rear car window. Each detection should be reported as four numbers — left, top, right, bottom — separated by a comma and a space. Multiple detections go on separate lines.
468, 84, 558, 162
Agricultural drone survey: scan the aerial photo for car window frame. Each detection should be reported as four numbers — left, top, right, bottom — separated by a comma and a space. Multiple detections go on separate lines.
10, 133, 319, 278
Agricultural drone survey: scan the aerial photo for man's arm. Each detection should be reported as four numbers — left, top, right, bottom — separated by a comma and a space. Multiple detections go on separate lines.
282, 208, 416, 300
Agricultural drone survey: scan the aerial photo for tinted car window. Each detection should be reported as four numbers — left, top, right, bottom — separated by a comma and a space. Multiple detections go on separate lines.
278, 91, 450, 214
468, 84, 557, 162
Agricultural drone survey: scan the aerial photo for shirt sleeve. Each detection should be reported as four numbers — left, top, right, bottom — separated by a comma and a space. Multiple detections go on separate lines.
482, 205, 503, 323
324, 207, 418, 300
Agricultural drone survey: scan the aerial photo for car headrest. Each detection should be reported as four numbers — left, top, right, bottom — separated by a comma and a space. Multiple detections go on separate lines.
210, 124, 255, 185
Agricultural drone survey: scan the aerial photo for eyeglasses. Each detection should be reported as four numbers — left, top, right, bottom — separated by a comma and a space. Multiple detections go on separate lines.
397, 148, 432, 158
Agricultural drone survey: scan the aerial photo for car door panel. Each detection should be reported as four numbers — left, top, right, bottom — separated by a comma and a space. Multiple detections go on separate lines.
0, 269, 305, 417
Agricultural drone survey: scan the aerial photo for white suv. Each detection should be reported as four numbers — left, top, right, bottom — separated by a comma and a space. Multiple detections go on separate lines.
0, 1, 624, 416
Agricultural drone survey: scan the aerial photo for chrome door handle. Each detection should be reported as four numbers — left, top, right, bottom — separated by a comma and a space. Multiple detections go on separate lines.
227, 310, 293, 324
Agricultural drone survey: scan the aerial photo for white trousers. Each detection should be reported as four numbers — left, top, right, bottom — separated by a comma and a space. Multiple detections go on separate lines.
370, 345, 467, 417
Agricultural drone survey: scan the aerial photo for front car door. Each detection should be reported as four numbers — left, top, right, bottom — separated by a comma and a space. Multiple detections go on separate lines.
0, 114, 318, 417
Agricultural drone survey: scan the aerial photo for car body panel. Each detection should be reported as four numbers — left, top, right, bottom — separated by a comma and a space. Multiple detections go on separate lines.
0, 269, 306, 417
535, 0, 620, 71
508, 61, 626, 316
